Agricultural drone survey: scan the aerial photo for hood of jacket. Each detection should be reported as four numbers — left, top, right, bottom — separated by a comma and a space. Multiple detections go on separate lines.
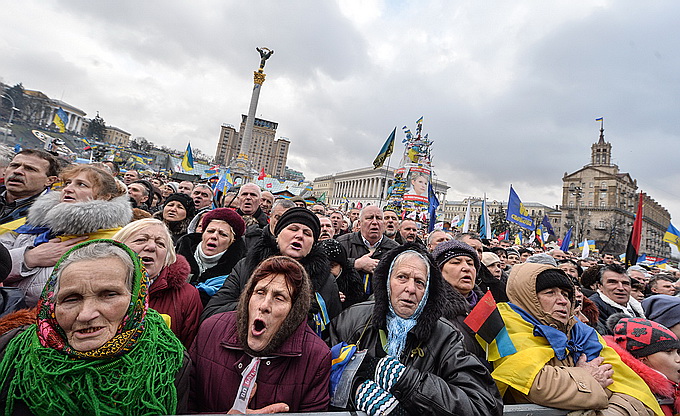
25, 192, 132, 235
245, 228, 330, 293
371, 242, 445, 342
507, 262, 576, 332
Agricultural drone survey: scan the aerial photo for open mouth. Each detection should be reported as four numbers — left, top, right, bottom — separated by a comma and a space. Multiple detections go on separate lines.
62, 195, 76, 202
290, 242, 302, 250
252, 319, 266, 336
140, 256, 154, 266
399, 299, 415, 307
206, 242, 217, 250
75, 326, 104, 336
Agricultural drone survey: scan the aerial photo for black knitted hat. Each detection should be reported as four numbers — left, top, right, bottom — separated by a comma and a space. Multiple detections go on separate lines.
163, 192, 195, 218
613, 316, 680, 358
535, 268, 575, 302
273, 207, 321, 241
432, 239, 480, 271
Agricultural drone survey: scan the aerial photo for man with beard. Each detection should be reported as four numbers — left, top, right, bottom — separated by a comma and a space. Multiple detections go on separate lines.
318, 216, 335, 241
336, 206, 398, 296
0, 150, 59, 226
382, 209, 399, 240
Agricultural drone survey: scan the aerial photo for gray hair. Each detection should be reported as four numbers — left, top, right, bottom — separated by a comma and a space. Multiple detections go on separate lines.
112, 218, 177, 268
272, 198, 295, 210
54, 242, 135, 295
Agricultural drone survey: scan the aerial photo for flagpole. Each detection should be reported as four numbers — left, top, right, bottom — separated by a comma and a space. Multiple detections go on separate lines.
378, 153, 392, 208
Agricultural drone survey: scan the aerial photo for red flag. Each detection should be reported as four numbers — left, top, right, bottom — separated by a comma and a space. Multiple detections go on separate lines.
258, 168, 265, 180
625, 191, 644, 267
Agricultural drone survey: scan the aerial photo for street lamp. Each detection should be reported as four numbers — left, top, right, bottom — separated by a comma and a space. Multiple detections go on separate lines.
1, 93, 19, 144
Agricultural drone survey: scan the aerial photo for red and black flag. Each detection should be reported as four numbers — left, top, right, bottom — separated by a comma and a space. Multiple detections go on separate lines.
625, 191, 644, 268
464, 291, 516, 358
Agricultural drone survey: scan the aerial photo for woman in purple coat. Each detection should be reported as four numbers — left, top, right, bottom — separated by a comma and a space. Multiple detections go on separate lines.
189, 255, 331, 413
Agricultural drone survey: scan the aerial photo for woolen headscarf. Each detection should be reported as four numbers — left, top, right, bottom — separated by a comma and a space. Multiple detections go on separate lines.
0, 239, 185, 416
432, 239, 480, 271
164, 192, 196, 219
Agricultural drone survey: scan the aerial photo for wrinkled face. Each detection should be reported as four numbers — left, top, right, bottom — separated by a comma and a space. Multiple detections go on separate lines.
178, 181, 194, 195
192, 187, 213, 210
537, 287, 571, 324
311, 205, 325, 215
122, 224, 169, 279
247, 274, 292, 352
55, 258, 131, 352
277, 223, 314, 259
163, 200, 187, 222
460, 236, 483, 260
551, 250, 567, 260
61, 172, 96, 203
161, 185, 175, 198
427, 231, 452, 252
260, 192, 274, 214
318, 217, 335, 240
4, 154, 54, 200
239, 185, 261, 215
122, 170, 139, 185
441, 256, 477, 296
600, 270, 631, 306
127, 183, 148, 204
389, 257, 428, 319
652, 279, 676, 296
411, 176, 427, 195
201, 220, 235, 256
642, 349, 680, 383
383, 211, 400, 237
487, 262, 502, 279
558, 263, 579, 280
399, 220, 418, 243
360, 207, 384, 244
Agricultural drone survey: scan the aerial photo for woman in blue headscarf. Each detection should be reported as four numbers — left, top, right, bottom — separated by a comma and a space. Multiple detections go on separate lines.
328, 243, 502, 416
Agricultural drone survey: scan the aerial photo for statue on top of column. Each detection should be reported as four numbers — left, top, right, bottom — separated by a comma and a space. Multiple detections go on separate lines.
256, 47, 274, 70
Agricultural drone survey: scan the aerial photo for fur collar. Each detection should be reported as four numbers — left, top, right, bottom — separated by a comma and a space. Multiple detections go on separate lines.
26, 192, 132, 235
371, 243, 445, 342
441, 284, 471, 321
604, 335, 679, 412
152, 254, 191, 291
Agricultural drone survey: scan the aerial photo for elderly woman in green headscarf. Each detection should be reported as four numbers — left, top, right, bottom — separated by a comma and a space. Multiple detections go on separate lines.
0, 239, 189, 415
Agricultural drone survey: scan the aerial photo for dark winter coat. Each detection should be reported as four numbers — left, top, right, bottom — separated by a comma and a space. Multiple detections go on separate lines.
200, 230, 342, 326
335, 231, 399, 295
149, 254, 203, 348
589, 292, 644, 335
475, 263, 509, 303
440, 284, 489, 367
328, 243, 503, 416
189, 311, 330, 413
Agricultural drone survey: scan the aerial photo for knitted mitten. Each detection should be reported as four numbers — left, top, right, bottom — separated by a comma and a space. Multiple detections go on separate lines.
355, 379, 399, 416
375, 355, 407, 392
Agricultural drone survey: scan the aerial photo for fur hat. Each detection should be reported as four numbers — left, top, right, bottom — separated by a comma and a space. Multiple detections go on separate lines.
535, 268, 574, 302
609, 314, 680, 358
201, 208, 246, 238
164, 192, 196, 219
273, 207, 320, 241
432, 239, 480, 271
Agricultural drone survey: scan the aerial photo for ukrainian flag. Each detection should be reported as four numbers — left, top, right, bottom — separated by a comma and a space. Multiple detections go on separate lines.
372, 127, 396, 169
664, 223, 680, 251
578, 240, 596, 250
53, 108, 69, 133
181, 143, 194, 171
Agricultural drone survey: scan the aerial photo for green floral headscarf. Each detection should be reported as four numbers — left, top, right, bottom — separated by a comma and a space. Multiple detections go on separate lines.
0, 239, 185, 416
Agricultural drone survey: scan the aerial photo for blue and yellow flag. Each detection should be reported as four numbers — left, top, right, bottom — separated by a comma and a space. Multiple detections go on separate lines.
664, 223, 680, 251
181, 142, 194, 171
578, 239, 596, 250
373, 127, 396, 169
53, 108, 69, 133
427, 182, 439, 233
506, 186, 534, 230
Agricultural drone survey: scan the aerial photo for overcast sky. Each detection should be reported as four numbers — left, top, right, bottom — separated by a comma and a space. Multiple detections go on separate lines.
1, 0, 679, 223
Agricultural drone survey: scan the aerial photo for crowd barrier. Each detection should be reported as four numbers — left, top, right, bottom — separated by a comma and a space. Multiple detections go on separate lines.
179, 404, 569, 415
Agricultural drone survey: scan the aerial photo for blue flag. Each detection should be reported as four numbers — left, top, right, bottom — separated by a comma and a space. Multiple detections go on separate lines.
427, 182, 439, 233
181, 142, 194, 171
478, 195, 491, 239
506, 186, 535, 230
542, 215, 555, 236
560, 227, 573, 251
373, 127, 396, 169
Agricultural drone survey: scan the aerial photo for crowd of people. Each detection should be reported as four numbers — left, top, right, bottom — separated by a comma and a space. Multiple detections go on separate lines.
0, 148, 679, 415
